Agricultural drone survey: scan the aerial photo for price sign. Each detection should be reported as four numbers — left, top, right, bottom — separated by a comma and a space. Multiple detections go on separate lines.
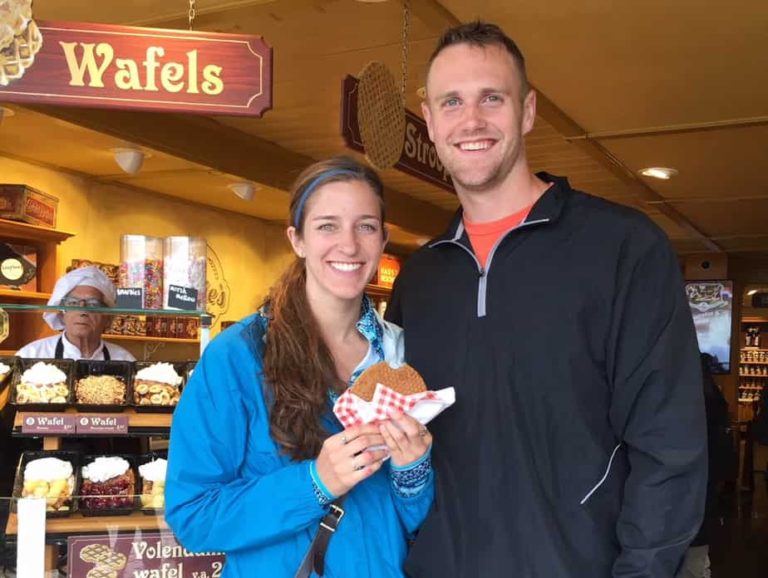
167, 285, 199, 311
116, 287, 143, 309
21, 413, 77, 434
76, 415, 128, 435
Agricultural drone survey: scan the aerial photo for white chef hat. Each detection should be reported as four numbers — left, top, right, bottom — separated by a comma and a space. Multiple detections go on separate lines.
43, 266, 117, 330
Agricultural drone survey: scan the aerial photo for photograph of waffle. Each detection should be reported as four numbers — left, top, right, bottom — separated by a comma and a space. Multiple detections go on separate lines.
79, 543, 127, 577
79, 456, 137, 515
0, 0, 43, 87
133, 362, 183, 410
15, 452, 78, 516
13, 360, 71, 407
74, 360, 132, 410
138, 456, 167, 512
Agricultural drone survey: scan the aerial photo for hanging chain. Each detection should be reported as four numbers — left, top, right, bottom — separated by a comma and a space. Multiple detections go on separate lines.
400, 0, 410, 105
188, 0, 197, 30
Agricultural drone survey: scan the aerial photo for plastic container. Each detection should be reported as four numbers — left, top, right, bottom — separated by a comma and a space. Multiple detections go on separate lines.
137, 451, 168, 515
12, 450, 80, 518
78, 454, 139, 516
119, 235, 163, 309
11, 358, 74, 411
163, 236, 206, 311
73, 360, 133, 412
132, 361, 186, 413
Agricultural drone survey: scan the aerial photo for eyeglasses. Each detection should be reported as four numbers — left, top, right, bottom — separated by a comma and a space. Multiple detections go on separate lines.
59, 297, 106, 309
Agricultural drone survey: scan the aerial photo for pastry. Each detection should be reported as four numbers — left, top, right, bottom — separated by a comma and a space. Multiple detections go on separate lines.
80, 543, 126, 570
16, 361, 69, 404
21, 456, 75, 512
75, 375, 126, 405
86, 567, 119, 578
139, 458, 167, 509
133, 363, 182, 407
80, 457, 135, 511
349, 362, 427, 402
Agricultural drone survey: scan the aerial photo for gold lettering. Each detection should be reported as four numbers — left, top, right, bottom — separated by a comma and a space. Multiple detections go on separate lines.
143, 46, 164, 92
187, 50, 200, 94
202, 65, 224, 95
114, 58, 142, 90
59, 41, 113, 88
161, 63, 185, 93
404, 123, 417, 159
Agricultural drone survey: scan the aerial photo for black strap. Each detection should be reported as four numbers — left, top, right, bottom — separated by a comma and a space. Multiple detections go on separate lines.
55, 336, 111, 360
294, 497, 346, 578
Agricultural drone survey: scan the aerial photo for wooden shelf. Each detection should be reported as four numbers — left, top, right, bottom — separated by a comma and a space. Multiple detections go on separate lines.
5, 511, 169, 541
740, 374, 768, 378
740, 361, 768, 366
13, 408, 172, 436
105, 334, 199, 345
0, 219, 73, 244
0, 289, 51, 302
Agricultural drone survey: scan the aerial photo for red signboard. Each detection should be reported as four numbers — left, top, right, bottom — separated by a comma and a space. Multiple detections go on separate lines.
0, 20, 271, 116
341, 75, 454, 193
68, 532, 225, 578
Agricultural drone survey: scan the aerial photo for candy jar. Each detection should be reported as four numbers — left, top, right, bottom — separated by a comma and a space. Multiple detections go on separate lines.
120, 235, 163, 309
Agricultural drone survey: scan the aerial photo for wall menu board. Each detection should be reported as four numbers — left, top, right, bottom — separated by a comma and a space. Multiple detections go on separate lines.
685, 280, 733, 374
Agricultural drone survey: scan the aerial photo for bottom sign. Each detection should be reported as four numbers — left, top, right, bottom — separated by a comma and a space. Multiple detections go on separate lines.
68, 532, 225, 578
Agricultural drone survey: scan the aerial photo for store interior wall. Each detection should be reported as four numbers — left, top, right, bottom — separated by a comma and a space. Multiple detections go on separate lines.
684, 253, 768, 414
1, 156, 296, 359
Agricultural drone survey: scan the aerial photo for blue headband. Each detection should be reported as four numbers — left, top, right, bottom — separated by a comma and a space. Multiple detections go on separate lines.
293, 168, 358, 228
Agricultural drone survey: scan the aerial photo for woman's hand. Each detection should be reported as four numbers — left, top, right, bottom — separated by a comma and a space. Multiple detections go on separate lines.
315, 424, 390, 497
379, 412, 433, 468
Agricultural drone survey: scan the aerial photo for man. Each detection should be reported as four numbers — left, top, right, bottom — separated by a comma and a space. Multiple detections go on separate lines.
17, 266, 134, 361
386, 21, 706, 578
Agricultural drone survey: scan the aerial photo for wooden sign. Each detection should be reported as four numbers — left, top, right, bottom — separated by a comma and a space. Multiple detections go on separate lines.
341, 75, 454, 193
0, 20, 272, 116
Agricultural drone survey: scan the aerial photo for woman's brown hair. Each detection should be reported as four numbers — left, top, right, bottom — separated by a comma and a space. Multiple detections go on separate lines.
261, 156, 385, 460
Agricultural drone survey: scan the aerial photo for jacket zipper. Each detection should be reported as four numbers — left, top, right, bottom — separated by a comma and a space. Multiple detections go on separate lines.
429, 218, 550, 318
580, 443, 622, 505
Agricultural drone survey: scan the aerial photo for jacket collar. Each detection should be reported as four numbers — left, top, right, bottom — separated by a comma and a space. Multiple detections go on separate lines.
429, 172, 572, 246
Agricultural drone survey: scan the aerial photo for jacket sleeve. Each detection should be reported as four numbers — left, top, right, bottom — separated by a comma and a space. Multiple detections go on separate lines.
607, 230, 707, 578
389, 455, 435, 537
165, 331, 327, 553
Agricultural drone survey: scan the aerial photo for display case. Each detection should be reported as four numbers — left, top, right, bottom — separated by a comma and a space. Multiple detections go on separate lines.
737, 318, 768, 422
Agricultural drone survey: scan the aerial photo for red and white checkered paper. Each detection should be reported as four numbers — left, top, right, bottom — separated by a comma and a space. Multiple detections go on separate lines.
333, 383, 456, 428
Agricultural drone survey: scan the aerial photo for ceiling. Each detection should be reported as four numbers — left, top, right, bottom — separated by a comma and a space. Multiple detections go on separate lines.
1, 0, 766, 256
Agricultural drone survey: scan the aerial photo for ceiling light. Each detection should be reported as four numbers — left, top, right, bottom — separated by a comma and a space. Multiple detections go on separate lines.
0, 106, 15, 125
229, 182, 256, 201
639, 167, 678, 180
112, 147, 146, 175
747, 289, 759, 296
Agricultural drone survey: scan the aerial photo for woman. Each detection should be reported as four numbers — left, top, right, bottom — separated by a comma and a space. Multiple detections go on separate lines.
166, 156, 434, 578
